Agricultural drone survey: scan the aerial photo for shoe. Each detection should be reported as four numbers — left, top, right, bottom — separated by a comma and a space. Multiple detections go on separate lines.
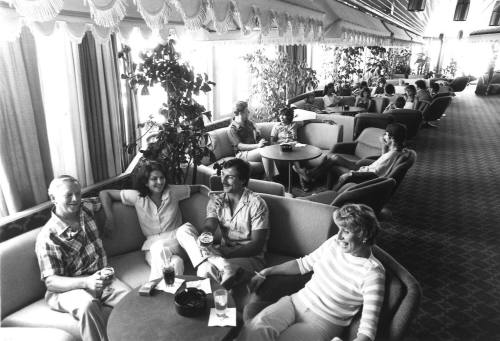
292, 165, 311, 182
221, 268, 253, 290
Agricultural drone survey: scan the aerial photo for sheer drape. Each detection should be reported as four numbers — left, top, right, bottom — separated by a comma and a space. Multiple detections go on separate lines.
0, 27, 53, 217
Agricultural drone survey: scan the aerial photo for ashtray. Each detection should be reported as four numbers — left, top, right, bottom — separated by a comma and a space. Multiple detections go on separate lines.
174, 287, 207, 317
280, 143, 293, 152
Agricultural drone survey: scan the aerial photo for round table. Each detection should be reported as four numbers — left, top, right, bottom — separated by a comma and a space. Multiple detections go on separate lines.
107, 276, 236, 341
260, 144, 322, 194
323, 106, 366, 116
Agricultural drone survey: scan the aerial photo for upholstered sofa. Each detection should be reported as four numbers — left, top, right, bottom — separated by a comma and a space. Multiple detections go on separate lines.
197, 121, 343, 187
1, 186, 421, 340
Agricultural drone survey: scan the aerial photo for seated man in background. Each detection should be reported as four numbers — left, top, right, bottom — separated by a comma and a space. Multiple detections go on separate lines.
294, 123, 410, 191
176, 158, 270, 289
35, 175, 130, 341
296, 93, 323, 113
383, 96, 406, 113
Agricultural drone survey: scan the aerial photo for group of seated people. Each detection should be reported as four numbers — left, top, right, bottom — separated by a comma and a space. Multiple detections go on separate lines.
36, 157, 386, 341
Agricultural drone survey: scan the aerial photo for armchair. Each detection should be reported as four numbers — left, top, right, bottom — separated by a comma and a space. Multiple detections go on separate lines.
353, 113, 394, 140
208, 175, 285, 196
299, 177, 396, 216
243, 244, 422, 341
422, 96, 452, 127
384, 109, 423, 140
448, 76, 469, 93
325, 127, 385, 188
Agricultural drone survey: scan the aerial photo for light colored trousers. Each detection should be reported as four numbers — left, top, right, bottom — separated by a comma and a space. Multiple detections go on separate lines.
238, 294, 344, 341
237, 150, 279, 179
46, 278, 131, 341
176, 223, 265, 282
145, 226, 188, 281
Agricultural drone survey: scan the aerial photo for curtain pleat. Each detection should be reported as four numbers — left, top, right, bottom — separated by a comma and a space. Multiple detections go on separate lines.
0, 27, 53, 216
79, 32, 109, 182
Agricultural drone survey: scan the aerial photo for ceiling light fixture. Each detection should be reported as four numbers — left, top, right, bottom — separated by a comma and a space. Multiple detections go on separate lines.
453, 0, 470, 21
407, 0, 426, 12
490, 1, 500, 26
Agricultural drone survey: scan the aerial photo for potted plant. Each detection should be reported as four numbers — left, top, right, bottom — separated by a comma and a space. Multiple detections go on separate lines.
244, 49, 318, 122
119, 40, 215, 184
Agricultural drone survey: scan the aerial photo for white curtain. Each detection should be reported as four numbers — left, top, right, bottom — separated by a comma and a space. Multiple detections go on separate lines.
0, 28, 52, 217
34, 26, 94, 187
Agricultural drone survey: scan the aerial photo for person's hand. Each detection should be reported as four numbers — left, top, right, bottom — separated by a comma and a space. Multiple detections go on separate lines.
86, 271, 106, 292
258, 139, 267, 148
103, 218, 114, 238
247, 272, 266, 293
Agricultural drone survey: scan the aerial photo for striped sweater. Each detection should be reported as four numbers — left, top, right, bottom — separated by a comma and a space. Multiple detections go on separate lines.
296, 234, 385, 341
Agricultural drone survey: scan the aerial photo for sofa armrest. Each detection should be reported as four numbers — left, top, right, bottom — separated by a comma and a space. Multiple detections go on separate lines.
331, 142, 357, 154
298, 191, 337, 205
355, 158, 376, 167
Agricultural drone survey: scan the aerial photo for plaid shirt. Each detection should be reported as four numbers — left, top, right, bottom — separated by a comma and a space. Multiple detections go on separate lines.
35, 202, 107, 280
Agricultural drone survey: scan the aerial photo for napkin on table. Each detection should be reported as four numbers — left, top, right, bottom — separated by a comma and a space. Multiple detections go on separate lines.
208, 308, 237, 327
156, 278, 185, 294
186, 278, 212, 294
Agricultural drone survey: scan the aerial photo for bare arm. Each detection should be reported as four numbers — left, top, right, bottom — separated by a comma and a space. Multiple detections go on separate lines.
219, 229, 268, 258
44, 271, 110, 294
259, 259, 301, 277
99, 190, 122, 220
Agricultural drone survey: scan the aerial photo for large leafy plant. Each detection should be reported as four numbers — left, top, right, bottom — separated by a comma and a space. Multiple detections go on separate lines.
120, 40, 215, 184
244, 49, 318, 122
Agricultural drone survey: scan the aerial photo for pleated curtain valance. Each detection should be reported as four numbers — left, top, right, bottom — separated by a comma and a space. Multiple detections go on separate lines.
382, 21, 415, 47
2, 0, 324, 43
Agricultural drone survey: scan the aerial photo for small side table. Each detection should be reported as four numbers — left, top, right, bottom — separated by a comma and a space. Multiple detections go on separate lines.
260, 144, 322, 194
107, 276, 236, 341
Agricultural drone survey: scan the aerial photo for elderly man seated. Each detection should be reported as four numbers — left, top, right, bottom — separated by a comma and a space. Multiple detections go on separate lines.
176, 158, 270, 289
35, 175, 130, 341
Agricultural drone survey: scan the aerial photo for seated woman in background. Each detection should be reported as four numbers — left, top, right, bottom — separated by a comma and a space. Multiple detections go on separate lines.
371, 78, 386, 96
415, 80, 432, 110
404, 84, 417, 109
294, 123, 409, 191
383, 83, 398, 104
323, 83, 341, 107
352, 81, 369, 96
238, 203, 386, 341
383, 96, 406, 113
355, 87, 372, 111
99, 161, 207, 280
228, 101, 278, 181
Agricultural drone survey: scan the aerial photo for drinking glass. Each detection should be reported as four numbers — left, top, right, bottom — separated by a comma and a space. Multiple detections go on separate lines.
162, 262, 175, 286
214, 288, 228, 318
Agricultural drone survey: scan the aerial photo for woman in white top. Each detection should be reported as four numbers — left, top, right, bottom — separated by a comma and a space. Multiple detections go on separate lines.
322, 83, 341, 107
100, 161, 206, 280
403, 85, 417, 109
238, 203, 385, 341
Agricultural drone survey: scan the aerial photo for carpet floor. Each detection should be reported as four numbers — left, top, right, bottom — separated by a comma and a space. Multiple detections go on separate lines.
293, 86, 500, 341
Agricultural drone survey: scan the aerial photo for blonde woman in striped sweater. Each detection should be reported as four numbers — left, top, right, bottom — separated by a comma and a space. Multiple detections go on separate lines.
239, 204, 385, 341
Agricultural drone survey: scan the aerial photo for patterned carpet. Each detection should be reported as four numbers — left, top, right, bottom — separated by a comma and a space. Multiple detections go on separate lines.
295, 87, 500, 341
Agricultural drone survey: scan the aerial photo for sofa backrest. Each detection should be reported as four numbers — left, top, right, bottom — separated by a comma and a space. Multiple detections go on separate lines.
0, 228, 46, 319
298, 122, 343, 151
260, 194, 337, 258
355, 127, 385, 159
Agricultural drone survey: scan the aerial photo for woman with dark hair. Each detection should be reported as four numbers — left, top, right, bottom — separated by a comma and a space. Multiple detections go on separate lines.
270, 107, 302, 144
415, 80, 432, 110
354, 87, 372, 110
238, 203, 385, 341
99, 161, 206, 280
228, 101, 278, 181
383, 83, 398, 105
371, 78, 386, 96
323, 83, 341, 107
404, 84, 417, 109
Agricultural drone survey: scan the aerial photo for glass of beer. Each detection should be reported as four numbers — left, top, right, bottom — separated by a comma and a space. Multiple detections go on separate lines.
214, 288, 228, 318
162, 263, 175, 286
199, 232, 214, 257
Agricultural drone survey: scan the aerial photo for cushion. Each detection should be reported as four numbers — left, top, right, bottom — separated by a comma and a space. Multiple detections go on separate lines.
0, 229, 46, 318
102, 204, 145, 258
1, 299, 80, 340
298, 123, 342, 150
0, 327, 77, 341
354, 127, 385, 159
259, 194, 336, 258
256, 122, 275, 140
108, 251, 150, 289
207, 128, 234, 161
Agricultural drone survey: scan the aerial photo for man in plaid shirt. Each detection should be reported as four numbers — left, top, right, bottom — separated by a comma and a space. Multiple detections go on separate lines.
35, 175, 130, 341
